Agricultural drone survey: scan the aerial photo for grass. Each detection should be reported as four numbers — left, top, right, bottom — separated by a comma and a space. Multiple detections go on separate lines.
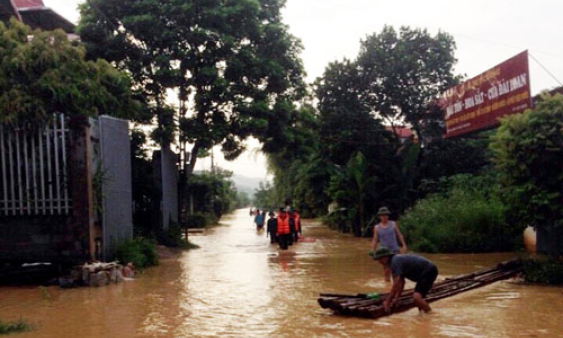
0, 320, 31, 335
178, 240, 200, 250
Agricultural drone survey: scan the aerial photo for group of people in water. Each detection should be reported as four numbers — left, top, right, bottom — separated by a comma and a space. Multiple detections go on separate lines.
250, 203, 438, 313
250, 205, 302, 250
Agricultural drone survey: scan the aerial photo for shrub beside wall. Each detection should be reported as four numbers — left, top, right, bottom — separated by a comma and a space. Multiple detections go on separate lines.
399, 174, 518, 253
524, 257, 563, 285
114, 238, 158, 268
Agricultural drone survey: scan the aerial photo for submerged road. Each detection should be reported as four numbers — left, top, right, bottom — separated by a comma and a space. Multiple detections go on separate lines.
0, 209, 562, 337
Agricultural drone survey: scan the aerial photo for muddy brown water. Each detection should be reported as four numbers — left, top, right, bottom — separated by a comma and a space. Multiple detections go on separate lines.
1, 209, 562, 338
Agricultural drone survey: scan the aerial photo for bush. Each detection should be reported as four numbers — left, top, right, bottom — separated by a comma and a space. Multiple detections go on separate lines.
490, 94, 563, 232
0, 320, 30, 335
323, 208, 353, 233
186, 212, 218, 228
399, 174, 518, 253
114, 238, 158, 269
524, 257, 563, 285
160, 222, 199, 250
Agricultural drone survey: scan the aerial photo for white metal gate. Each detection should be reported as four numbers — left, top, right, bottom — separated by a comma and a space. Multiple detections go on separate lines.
0, 115, 71, 216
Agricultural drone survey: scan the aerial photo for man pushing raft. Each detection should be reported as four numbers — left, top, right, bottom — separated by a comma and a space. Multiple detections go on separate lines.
371, 246, 438, 313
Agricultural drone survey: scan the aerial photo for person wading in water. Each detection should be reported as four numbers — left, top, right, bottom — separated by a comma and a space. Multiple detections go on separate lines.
254, 209, 264, 230
371, 207, 408, 282
276, 208, 291, 250
372, 246, 438, 313
293, 209, 302, 242
266, 211, 277, 244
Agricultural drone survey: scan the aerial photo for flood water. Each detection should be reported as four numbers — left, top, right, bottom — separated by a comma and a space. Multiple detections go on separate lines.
1, 209, 562, 338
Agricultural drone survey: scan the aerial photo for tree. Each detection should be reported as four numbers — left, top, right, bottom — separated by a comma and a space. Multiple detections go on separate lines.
234, 190, 251, 209
357, 25, 460, 144
253, 181, 276, 209
78, 0, 305, 177
187, 168, 237, 219
0, 19, 139, 126
263, 102, 325, 213
313, 59, 400, 219
327, 152, 376, 237
291, 155, 333, 217
130, 129, 156, 237
418, 137, 491, 195
261, 25, 461, 227
490, 94, 563, 230
314, 60, 395, 166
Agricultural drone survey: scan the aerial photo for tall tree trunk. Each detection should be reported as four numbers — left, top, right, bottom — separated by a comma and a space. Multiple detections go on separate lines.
186, 142, 202, 179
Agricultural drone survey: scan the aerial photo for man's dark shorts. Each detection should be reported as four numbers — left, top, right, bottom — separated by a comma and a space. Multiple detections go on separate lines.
414, 265, 438, 297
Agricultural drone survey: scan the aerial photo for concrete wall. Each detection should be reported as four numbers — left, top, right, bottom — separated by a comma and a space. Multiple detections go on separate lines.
152, 146, 178, 235
97, 116, 133, 261
161, 146, 178, 230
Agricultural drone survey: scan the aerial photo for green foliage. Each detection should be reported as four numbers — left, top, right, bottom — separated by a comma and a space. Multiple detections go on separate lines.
263, 104, 326, 216
419, 136, 492, 194
291, 155, 333, 217
79, 0, 305, 175
399, 174, 518, 253
324, 207, 354, 234
234, 191, 251, 209
0, 19, 140, 127
130, 130, 156, 237
159, 222, 199, 249
314, 60, 396, 167
265, 25, 460, 229
0, 320, 30, 335
524, 257, 563, 285
356, 25, 460, 144
114, 238, 158, 269
327, 152, 376, 236
253, 181, 278, 210
188, 169, 238, 219
186, 212, 218, 229
490, 94, 563, 230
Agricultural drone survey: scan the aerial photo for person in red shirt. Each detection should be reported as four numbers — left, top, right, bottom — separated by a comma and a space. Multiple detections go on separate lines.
276, 208, 291, 250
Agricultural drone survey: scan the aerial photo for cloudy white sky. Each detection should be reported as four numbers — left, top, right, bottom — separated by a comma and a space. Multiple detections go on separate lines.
45, 0, 563, 179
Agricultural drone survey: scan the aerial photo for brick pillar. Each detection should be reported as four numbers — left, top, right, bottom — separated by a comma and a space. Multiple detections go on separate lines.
68, 115, 97, 261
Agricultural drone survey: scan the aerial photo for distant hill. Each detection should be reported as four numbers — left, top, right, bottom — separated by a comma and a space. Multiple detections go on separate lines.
231, 174, 269, 197
192, 171, 269, 198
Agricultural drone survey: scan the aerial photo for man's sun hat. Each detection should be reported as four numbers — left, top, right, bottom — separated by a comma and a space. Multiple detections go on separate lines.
377, 206, 391, 216
370, 246, 395, 260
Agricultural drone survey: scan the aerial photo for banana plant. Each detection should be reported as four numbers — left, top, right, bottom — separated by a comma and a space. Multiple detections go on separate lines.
328, 152, 377, 237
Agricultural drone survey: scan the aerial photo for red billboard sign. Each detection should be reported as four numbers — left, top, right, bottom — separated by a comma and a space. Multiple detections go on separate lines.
443, 51, 532, 138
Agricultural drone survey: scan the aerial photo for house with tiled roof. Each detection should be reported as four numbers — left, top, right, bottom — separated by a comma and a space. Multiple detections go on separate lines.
386, 126, 418, 144
1, 0, 74, 33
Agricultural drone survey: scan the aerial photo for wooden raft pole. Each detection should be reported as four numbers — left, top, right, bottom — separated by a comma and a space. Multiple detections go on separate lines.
318, 259, 523, 319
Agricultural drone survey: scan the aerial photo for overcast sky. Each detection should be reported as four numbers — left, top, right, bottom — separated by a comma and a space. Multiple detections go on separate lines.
45, 0, 563, 180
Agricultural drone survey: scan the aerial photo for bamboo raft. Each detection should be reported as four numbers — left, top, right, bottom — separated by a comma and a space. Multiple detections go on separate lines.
318, 259, 523, 319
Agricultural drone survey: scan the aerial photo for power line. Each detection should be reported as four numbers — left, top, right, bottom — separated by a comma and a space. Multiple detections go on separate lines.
316, 0, 563, 61
529, 53, 563, 87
